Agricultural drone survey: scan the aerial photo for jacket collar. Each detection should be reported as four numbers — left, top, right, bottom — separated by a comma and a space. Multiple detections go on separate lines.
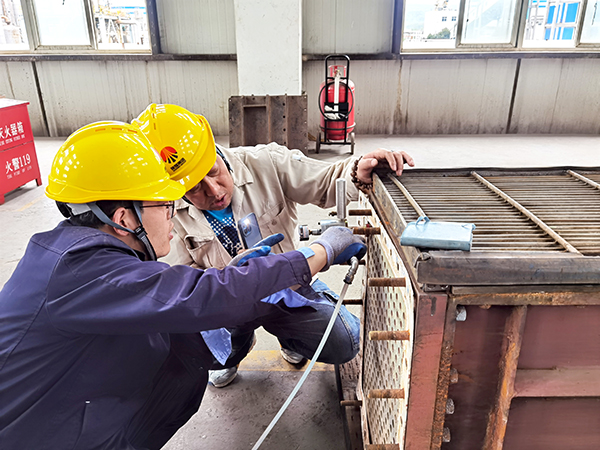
174, 144, 254, 220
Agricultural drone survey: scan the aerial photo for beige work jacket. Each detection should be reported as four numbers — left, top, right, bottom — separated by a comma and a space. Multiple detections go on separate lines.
161, 143, 359, 269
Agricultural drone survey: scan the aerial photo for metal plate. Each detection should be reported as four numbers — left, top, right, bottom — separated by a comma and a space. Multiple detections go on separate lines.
359, 194, 415, 447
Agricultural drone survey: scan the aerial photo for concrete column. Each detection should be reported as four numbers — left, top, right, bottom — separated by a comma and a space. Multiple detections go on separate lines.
233, 0, 302, 95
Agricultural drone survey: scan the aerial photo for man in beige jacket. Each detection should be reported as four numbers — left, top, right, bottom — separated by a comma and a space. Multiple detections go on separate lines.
135, 104, 414, 388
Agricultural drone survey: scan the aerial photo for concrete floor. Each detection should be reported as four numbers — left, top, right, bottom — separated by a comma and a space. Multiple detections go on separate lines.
1, 134, 599, 450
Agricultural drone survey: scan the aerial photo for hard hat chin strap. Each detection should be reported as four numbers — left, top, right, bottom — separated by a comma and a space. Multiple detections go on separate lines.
86, 202, 158, 261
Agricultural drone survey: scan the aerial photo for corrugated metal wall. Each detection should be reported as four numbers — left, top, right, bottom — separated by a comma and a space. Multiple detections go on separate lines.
2, 1, 600, 138
35, 60, 237, 136
157, 0, 236, 54
302, 0, 394, 54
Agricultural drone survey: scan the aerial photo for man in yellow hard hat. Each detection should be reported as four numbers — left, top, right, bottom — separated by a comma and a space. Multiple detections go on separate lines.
133, 103, 414, 388
0, 121, 366, 449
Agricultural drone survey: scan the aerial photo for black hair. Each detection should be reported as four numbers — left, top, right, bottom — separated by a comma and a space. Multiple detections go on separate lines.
216, 147, 233, 173
56, 200, 133, 228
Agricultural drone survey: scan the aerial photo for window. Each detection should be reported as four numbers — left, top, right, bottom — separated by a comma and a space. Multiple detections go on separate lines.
0, 0, 150, 52
523, 0, 582, 48
581, 0, 600, 43
0, 0, 29, 50
92, 0, 149, 50
403, 0, 460, 49
401, 0, 600, 51
462, 0, 519, 45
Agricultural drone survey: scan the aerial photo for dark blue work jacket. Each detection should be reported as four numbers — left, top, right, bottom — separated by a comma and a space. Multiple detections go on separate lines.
0, 221, 311, 449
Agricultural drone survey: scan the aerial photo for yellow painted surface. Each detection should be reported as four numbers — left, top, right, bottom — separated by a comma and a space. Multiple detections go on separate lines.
238, 350, 333, 372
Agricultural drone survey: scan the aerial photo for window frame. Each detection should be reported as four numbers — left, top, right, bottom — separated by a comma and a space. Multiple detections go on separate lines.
400, 0, 600, 54
1, 0, 152, 54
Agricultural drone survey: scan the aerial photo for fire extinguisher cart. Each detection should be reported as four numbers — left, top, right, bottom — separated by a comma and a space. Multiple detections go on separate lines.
316, 54, 355, 154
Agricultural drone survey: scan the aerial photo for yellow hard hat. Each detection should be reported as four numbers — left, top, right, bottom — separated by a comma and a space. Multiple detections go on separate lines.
46, 121, 186, 203
132, 104, 217, 190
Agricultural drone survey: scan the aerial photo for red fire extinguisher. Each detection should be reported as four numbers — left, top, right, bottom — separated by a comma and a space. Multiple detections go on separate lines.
317, 55, 355, 153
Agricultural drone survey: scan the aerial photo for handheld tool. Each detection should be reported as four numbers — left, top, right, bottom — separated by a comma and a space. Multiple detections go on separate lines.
298, 178, 347, 240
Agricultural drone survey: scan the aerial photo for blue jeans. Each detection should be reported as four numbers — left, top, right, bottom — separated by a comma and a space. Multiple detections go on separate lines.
210, 279, 361, 369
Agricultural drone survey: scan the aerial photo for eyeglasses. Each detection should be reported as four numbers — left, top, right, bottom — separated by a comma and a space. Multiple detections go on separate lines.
136, 202, 176, 219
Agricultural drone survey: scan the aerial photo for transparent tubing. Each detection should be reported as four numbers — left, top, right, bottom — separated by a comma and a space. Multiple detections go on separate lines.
251, 257, 360, 450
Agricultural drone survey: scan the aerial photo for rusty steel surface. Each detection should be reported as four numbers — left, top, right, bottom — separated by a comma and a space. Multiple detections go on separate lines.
376, 167, 600, 256
355, 168, 600, 450
371, 167, 600, 287
368, 330, 411, 341
228, 94, 308, 152
483, 306, 528, 450
429, 300, 457, 450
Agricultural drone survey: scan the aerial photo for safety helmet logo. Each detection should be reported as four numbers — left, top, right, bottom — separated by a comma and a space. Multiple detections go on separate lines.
160, 146, 178, 164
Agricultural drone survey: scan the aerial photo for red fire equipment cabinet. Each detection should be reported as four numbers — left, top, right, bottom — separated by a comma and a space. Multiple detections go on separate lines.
316, 54, 355, 154
0, 99, 42, 205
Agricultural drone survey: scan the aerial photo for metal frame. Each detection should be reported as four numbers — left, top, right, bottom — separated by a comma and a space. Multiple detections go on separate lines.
316, 54, 355, 155
400, 0, 600, 54
361, 167, 600, 449
3, 0, 153, 54
456, 0, 524, 49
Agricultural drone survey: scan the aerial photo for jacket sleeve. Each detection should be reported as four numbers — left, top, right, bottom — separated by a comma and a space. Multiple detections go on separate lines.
264, 144, 360, 207
45, 248, 312, 335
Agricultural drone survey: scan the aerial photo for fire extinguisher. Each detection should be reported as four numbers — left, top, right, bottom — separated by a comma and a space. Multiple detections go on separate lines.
318, 55, 355, 144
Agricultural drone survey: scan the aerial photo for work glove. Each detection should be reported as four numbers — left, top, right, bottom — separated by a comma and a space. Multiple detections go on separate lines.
252, 233, 284, 249
313, 226, 367, 271
228, 234, 285, 267
229, 245, 272, 267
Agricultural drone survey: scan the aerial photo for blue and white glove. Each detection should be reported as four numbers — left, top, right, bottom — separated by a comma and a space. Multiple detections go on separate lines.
252, 233, 284, 249
229, 245, 272, 267
313, 226, 366, 271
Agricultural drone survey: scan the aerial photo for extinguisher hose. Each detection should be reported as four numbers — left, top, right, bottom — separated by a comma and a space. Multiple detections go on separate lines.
318, 81, 355, 119
250, 257, 360, 450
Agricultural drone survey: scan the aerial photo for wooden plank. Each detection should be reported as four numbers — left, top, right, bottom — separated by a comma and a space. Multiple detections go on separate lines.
483, 306, 528, 450
514, 368, 600, 398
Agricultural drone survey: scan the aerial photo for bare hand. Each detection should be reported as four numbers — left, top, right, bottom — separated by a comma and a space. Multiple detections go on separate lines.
357, 148, 415, 183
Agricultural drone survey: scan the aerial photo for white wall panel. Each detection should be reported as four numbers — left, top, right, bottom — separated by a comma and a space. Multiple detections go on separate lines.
0, 62, 47, 136
510, 59, 600, 134
36, 60, 237, 136
157, 0, 236, 54
234, 0, 301, 95
350, 60, 401, 134
305, 59, 516, 136
146, 61, 238, 135
7, 57, 600, 138
303, 0, 394, 54
37, 61, 151, 136
399, 59, 516, 134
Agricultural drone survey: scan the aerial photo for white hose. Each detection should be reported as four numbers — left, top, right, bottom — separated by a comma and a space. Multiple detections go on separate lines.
251, 258, 359, 449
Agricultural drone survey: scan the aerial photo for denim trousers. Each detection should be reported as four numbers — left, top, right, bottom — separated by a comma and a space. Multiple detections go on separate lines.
210, 279, 361, 370
125, 280, 361, 449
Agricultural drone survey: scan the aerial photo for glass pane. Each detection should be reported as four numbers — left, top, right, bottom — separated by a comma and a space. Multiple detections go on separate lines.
403, 0, 461, 50
461, 0, 519, 44
33, 0, 90, 46
523, 0, 582, 48
0, 0, 29, 50
580, 1, 600, 43
92, 0, 150, 50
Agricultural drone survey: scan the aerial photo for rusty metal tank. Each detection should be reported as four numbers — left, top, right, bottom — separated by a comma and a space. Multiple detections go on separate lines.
339, 167, 600, 450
